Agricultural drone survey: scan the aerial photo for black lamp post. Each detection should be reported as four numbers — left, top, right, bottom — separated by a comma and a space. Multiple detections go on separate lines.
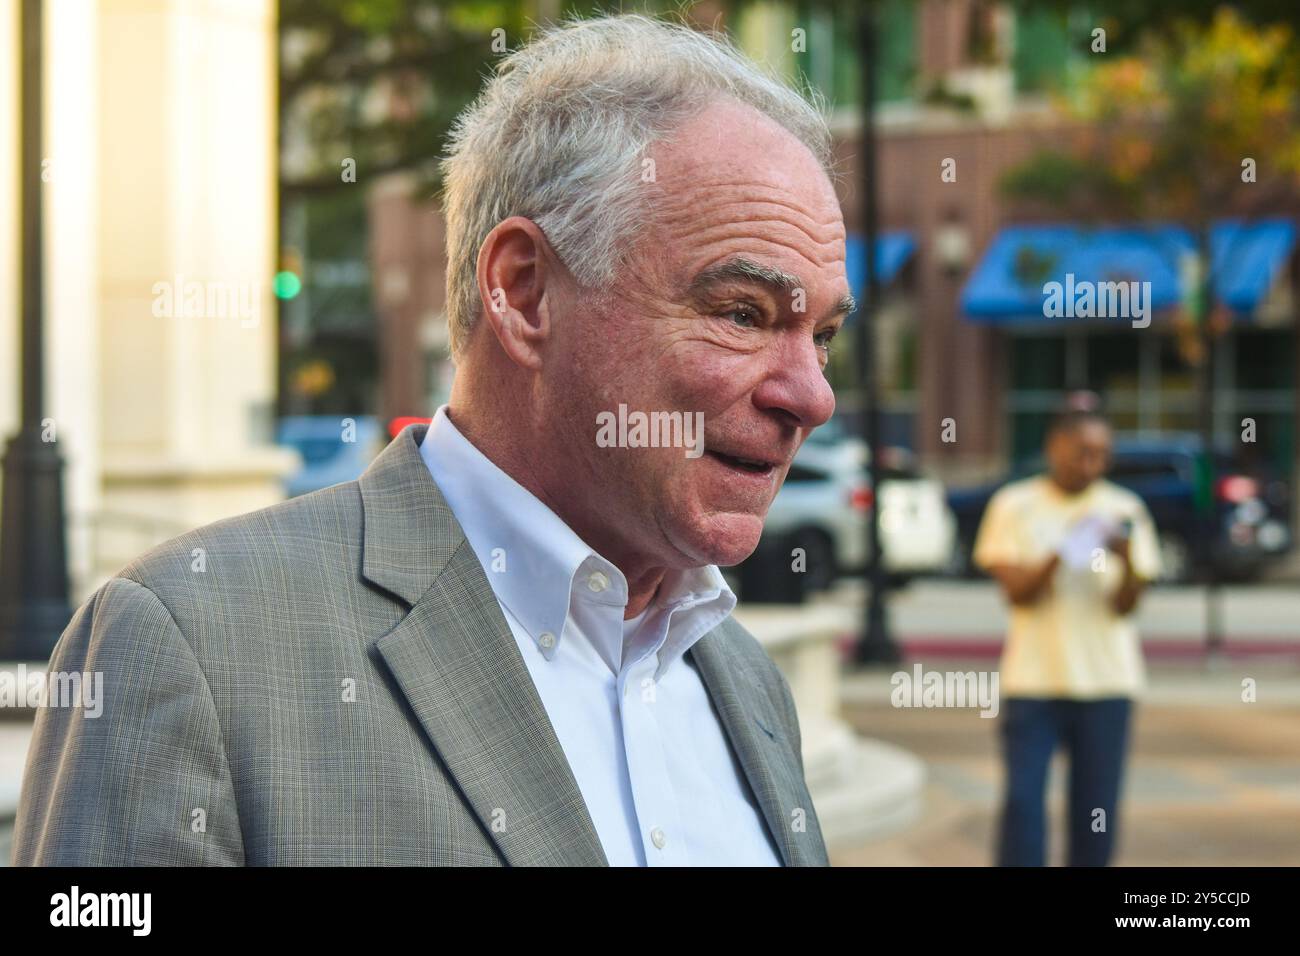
0, 0, 72, 660
853, 1, 899, 665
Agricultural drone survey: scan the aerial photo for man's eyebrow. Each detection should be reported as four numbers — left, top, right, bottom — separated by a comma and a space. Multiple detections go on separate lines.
828, 291, 857, 321
686, 256, 857, 319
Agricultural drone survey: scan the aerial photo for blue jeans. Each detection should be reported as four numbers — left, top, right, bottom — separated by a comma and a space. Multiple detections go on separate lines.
995, 696, 1133, 867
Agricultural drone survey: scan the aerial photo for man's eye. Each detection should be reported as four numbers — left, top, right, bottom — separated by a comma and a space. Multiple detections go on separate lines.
814, 327, 839, 351
724, 307, 759, 328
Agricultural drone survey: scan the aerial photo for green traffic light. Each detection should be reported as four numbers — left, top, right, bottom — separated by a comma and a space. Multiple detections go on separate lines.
273, 271, 302, 300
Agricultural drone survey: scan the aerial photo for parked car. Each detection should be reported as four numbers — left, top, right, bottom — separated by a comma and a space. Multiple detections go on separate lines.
736, 431, 957, 601
946, 433, 1292, 583
278, 415, 384, 497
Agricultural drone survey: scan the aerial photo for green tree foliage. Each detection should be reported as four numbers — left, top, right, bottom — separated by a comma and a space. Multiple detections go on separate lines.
1001, 8, 1300, 362
278, 0, 537, 200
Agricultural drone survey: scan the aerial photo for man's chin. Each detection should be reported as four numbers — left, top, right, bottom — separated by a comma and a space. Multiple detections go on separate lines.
676, 511, 767, 568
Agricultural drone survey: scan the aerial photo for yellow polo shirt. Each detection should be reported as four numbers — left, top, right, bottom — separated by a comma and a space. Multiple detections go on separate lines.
974, 476, 1161, 699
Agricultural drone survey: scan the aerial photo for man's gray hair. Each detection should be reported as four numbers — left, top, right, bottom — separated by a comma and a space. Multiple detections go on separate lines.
439, 12, 832, 359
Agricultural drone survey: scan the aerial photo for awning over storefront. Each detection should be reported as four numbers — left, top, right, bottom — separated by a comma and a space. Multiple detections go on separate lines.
961, 219, 1297, 324
845, 231, 916, 314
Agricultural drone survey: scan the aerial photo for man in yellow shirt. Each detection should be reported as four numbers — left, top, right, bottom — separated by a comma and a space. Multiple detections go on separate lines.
974, 407, 1161, 866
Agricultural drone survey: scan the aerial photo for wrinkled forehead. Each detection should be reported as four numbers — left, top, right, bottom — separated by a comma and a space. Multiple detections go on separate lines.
637, 100, 847, 294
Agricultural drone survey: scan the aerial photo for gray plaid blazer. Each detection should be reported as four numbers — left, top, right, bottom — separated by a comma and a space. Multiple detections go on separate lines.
13, 424, 828, 866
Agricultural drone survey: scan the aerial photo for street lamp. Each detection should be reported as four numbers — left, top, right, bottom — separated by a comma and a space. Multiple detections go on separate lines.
0, 0, 72, 660
853, 2, 899, 666
1180, 241, 1225, 658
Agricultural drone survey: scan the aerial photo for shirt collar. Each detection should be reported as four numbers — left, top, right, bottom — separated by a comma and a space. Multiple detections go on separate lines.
419, 406, 735, 672
647, 563, 736, 680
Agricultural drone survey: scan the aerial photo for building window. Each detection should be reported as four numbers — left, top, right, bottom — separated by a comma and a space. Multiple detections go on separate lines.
1007, 326, 1296, 479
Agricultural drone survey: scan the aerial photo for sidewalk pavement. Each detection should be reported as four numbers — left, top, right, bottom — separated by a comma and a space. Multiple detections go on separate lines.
831, 662, 1300, 866
817, 577, 1300, 865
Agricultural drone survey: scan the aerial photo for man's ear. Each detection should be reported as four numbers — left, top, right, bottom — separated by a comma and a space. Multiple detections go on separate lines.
475, 216, 555, 370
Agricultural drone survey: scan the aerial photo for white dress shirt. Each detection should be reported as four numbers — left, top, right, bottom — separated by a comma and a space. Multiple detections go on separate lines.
419, 405, 782, 866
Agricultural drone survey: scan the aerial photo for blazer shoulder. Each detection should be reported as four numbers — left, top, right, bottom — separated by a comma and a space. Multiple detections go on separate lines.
114, 480, 365, 616
15, 573, 247, 865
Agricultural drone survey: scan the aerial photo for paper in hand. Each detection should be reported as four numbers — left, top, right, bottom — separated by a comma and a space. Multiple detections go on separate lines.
1057, 513, 1119, 570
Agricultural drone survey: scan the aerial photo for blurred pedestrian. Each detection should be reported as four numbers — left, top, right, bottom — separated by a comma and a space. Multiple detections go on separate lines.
975, 406, 1161, 866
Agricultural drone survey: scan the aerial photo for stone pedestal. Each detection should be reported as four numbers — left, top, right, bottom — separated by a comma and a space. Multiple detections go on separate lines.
734, 603, 926, 849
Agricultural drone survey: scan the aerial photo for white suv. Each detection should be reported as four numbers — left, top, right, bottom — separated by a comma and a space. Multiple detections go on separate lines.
739, 431, 957, 597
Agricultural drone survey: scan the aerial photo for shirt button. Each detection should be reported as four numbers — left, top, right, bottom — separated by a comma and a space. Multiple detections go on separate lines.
539, 632, 556, 650
587, 571, 610, 593
650, 827, 667, 849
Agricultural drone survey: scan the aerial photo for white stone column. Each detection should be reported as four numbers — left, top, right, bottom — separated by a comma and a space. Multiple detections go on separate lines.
46, 0, 102, 600
0, 1, 20, 458
91, 0, 295, 594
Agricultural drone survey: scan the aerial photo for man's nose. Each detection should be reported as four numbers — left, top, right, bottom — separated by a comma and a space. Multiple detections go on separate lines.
750, 331, 836, 429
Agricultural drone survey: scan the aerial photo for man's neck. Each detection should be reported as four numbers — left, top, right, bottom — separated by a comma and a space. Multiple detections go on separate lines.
618, 567, 667, 620
446, 401, 669, 620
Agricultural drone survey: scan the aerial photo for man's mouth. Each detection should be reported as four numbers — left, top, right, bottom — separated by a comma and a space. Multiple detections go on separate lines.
705, 449, 778, 476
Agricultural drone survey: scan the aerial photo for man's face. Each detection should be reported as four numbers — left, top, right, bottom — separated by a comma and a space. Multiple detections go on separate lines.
539, 98, 847, 571
1046, 420, 1113, 494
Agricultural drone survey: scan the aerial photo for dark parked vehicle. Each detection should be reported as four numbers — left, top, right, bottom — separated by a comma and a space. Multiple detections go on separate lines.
947, 434, 1292, 583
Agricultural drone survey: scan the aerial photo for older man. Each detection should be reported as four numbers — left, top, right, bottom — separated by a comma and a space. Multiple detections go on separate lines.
14, 14, 847, 866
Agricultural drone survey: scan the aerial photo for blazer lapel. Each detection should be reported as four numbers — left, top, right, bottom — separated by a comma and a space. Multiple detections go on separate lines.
361, 425, 607, 866
689, 620, 824, 867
